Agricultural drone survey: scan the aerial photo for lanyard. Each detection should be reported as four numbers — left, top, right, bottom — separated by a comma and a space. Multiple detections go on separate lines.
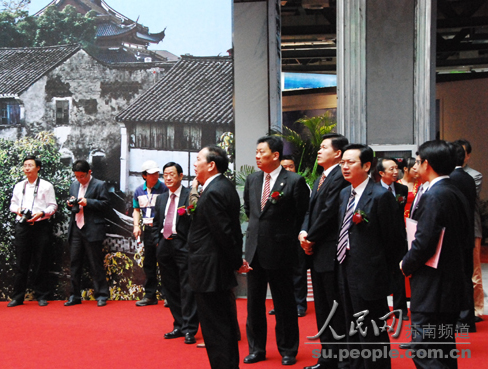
21, 177, 40, 211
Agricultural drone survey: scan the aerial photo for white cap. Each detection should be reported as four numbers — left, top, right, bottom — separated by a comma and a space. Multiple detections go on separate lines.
141, 160, 161, 174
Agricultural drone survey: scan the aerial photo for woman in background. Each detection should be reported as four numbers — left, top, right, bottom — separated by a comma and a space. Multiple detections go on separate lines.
398, 157, 420, 219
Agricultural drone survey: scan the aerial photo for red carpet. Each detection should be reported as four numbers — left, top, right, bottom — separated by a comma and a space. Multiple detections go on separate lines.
0, 299, 486, 368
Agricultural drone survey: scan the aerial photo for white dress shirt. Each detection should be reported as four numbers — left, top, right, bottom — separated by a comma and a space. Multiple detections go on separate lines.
10, 177, 57, 221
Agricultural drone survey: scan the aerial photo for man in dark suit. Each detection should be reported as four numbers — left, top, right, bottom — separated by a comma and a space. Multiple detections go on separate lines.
188, 145, 249, 369
299, 133, 349, 369
401, 140, 470, 369
65, 160, 110, 307
449, 142, 477, 332
337, 144, 403, 369
376, 157, 409, 320
151, 162, 198, 344
243, 136, 309, 366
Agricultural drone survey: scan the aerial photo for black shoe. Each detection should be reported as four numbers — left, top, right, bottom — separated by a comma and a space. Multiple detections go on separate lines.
164, 299, 169, 307
475, 316, 483, 323
244, 353, 266, 364
399, 343, 413, 350
97, 300, 107, 307
164, 329, 184, 339
304, 364, 324, 369
268, 309, 275, 315
7, 300, 23, 307
184, 333, 196, 344
38, 299, 48, 307
402, 314, 409, 321
298, 308, 306, 317
282, 356, 297, 365
135, 297, 158, 306
64, 296, 82, 306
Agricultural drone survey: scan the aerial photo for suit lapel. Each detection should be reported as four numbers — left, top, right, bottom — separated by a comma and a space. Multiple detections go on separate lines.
261, 168, 287, 215
356, 178, 374, 211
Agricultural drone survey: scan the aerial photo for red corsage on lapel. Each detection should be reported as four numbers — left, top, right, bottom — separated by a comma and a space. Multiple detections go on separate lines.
352, 209, 369, 224
396, 194, 406, 205
177, 204, 196, 216
269, 191, 283, 204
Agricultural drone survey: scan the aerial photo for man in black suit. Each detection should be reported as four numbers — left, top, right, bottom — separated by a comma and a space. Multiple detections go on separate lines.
376, 157, 409, 320
65, 160, 110, 307
243, 136, 309, 366
449, 142, 477, 333
299, 133, 349, 369
401, 140, 470, 369
188, 145, 249, 369
151, 162, 198, 344
337, 144, 403, 369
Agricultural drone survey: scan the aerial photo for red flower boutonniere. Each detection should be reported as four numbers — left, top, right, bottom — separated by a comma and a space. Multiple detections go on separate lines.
396, 194, 406, 205
269, 191, 283, 204
352, 209, 369, 224
177, 204, 196, 216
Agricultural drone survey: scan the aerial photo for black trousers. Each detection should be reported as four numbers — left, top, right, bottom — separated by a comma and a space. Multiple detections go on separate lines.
68, 226, 109, 301
158, 236, 198, 335
11, 220, 52, 301
195, 289, 240, 369
246, 254, 299, 358
292, 243, 308, 311
141, 226, 161, 299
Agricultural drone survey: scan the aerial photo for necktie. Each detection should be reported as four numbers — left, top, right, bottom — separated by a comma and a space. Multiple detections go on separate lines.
410, 185, 424, 218
261, 174, 271, 211
388, 186, 393, 193
163, 193, 176, 239
317, 173, 327, 191
337, 189, 356, 264
76, 184, 86, 229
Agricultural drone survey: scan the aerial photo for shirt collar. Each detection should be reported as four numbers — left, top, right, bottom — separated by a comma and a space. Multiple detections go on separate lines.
427, 176, 449, 191
143, 179, 162, 191
324, 163, 339, 177
169, 184, 182, 197
265, 165, 282, 181
202, 173, 221, 192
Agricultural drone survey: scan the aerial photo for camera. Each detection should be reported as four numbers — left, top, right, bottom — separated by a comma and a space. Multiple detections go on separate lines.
68, 197, 80, 213
19, 209, 32, 224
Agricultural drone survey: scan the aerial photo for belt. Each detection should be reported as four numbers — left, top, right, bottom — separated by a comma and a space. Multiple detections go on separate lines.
165, 234, 179, 240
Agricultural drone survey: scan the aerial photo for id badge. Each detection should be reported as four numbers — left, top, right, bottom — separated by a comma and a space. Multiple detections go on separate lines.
143, 217, 153, 225
145, 208, 152, 218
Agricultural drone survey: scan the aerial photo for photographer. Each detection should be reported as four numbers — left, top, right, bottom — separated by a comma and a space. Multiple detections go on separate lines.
8, 156, 58, 307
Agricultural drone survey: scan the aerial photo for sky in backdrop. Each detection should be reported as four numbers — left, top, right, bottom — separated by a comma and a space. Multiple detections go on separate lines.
28, 0, 233, 57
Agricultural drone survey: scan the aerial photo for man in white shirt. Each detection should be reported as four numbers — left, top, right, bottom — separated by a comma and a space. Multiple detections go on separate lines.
8, 156, 57, 307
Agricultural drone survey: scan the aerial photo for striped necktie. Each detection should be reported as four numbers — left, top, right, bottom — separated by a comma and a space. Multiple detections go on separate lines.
261, 174, 271, 211
317, 173, 326, 191
337, 189, 356, 263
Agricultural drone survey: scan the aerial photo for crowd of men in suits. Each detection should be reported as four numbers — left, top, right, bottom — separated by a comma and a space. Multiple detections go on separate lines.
6, 135, 482, 369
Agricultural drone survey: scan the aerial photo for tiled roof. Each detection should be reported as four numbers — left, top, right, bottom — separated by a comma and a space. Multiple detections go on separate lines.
96, 22, 137, 38
117, 56, 233, 125
0, 45, 81, 96
85, 46, 169, 64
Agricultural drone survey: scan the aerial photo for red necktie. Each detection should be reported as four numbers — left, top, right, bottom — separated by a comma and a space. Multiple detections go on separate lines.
163, 193, 176, 239
317, 173, 327, 191
261, 174, 271, 211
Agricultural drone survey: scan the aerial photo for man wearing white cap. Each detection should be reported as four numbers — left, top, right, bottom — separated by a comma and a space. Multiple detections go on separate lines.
133, 160, 168, 306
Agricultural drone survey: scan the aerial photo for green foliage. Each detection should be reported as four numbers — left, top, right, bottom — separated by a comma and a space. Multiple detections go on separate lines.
0, 132, 72, 296
1, 0, 30, 13
0, 5, 96, 47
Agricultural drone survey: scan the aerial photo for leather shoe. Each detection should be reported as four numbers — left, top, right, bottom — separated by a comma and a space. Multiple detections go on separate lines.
7, 300, 23, 307
399, 343, 413, 349
184, 333, 196, 344
475, 316, 483, 323
38, 299, 48, 307
304, 364, 324, 369
268, 309, 275, 315
282, 356, 296, 365
97, 300, 107, 307
164, 329, 184, 339
298, 308, 306, 317
64, 296, 81, 306
243, 353, 266, 364
135, 297, 158, 306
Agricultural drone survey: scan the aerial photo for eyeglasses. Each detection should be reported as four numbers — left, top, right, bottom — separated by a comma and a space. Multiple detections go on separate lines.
339, 160, 361, 167
415, 160, 421, 165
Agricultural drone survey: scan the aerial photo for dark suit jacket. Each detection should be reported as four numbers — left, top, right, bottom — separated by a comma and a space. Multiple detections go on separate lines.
302, 165, 349, 273
338, 178, 404, 300
450, 167, 476, 249
376, 181, 408, 240
68, 177, 110, 243
402, 178, 469, 313
187, 175, 243, 293
151, 186, 191, 245
244, 167, 309, 270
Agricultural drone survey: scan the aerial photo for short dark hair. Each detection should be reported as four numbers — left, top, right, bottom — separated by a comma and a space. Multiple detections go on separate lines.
72, 159, 90, 173
163, 162, 183, 175
23, 155, 41, 169
322, 133, 349, 152
454, 139, 472, 154
376, 157, 398, 174
204, 145, 229, 174
281, 155, 295, 164
449, 141, 465, 167
257, 136, 283, 160
418, 140, 455, 175
342, 144, 374, 172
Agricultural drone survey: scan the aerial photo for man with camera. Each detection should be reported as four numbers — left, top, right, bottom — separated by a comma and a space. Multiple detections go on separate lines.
65, 160, 110, 307
8, 155, 58, 307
